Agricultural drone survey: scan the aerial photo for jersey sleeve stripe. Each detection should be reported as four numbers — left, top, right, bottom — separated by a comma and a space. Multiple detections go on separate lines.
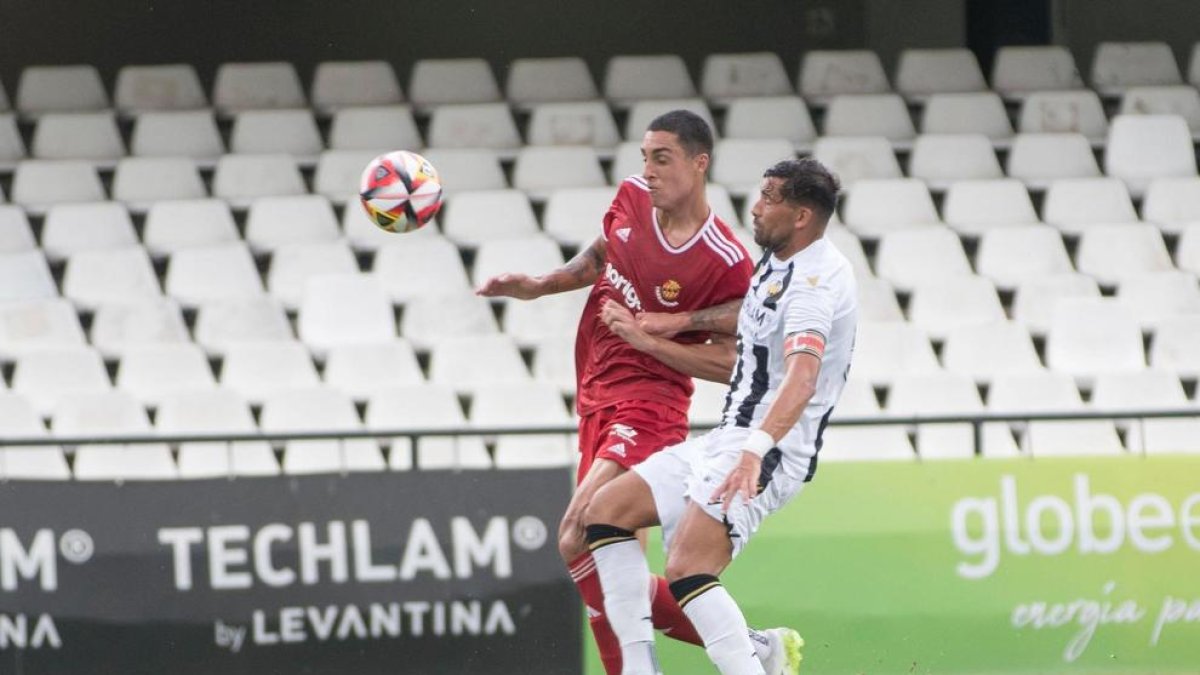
706, 226, 746, 261
702, 229, 744, 266
624, 175, 650, 191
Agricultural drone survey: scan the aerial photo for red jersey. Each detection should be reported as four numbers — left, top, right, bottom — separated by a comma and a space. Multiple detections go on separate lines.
575, 175, 754, 416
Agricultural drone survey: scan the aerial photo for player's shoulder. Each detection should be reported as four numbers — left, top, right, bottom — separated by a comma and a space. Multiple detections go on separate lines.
699, 217, 750, 269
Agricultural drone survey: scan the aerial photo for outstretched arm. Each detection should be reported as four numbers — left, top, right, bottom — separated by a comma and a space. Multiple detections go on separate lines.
476, 236, 607, 300
637, 298, 743, 338
601, 299, 737, 383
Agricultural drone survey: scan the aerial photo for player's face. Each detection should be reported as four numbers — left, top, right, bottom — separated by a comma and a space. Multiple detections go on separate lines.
640, 130, 707, 211
750, 177, 807, 252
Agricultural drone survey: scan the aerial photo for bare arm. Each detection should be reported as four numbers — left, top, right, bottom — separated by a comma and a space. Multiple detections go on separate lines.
637, 298, 743, 338
476, 236, 606, 300
600, 300, 737, 383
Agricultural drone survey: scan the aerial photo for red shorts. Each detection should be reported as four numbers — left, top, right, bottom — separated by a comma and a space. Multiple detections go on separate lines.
575, 400, 688, 485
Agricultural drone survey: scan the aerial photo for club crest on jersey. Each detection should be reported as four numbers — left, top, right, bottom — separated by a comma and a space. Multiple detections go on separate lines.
615, 227, 632, 242
655, 279, 682, 307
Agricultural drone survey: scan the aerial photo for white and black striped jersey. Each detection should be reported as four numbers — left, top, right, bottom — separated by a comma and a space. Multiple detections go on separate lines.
719, 236, 858, 479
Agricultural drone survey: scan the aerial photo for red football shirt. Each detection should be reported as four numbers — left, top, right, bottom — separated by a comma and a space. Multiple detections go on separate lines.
575, 175, 754, 416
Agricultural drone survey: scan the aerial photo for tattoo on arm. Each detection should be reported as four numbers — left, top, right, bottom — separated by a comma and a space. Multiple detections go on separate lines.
547, 238, 606, 293
686, 299, 742, 334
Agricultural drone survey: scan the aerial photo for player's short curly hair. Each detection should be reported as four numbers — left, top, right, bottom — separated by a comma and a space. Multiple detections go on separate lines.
763, 158, 841, 224
647, 110, 714, 159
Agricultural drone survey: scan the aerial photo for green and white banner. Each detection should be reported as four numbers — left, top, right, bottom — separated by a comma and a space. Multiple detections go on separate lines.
591, 456, 1200, 674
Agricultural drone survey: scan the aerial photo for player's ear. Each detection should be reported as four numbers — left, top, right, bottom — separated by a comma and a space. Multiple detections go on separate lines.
694, 151, 710, 174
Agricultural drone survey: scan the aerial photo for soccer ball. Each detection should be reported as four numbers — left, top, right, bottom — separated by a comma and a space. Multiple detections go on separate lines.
359, 150, 444, 233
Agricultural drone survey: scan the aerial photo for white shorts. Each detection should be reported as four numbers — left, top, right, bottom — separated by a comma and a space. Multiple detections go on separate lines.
632, 426, 808, 558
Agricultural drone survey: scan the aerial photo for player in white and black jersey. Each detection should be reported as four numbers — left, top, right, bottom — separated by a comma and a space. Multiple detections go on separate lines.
582, 158, 856, 675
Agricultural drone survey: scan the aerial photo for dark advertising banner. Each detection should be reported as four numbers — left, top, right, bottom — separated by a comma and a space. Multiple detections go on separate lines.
0, 470, 578, 675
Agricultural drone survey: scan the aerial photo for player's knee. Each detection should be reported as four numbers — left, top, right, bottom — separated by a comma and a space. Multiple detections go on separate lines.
663, 551, 697, 583
581, 485, 620, 527
556, 514, 586, 561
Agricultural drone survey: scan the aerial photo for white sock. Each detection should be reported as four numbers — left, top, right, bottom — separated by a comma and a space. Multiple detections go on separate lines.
591, 539, 659, 674
682, 585, 765, 675
748, 628, 771, 663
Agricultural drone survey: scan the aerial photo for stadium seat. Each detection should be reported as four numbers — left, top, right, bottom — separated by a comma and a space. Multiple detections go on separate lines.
1090, 41, 1182, 97
114, 64, 207, 115
689, 378, 730, 427
16, 65, 108, 118
700, 52, 792, 105
1142, 177, 1200, 235
311, 60, 404, 114
428, 334, 531, 394
260, 387, 385, 475
220, 341, 320, 405
723, 96, 817, 151
55, 391, 178, 481
212, 61, 306, 115
531, 336, 576, 395
111, 157, 207, 211
991, 46, 1084, 99
875, 227, 973, 292
408, 58, 502, 111
426, 103, 522, 155
90, 297, 190, 359
1006, 133, 1102, 190
1149, 315, 1200, 378
0, 393, 68, 480
0, 206, 36, 253
0, 113, 26, 170
323, 340, 424, 401
0, 80, 7, 111
1117, 271, 1200, 331
1012, 273, 1102, 336
988, 371, 1125, 456
1104, 115, 1197, 197
0, 299, 86, 361
0, 250, 56, 304
1046, 298, 1146, 383
710, 138, 796, 198
1076, 223, 1174, 287
266, 240, 359, 310
328, 105, 421, 151
1191, 43, 1200, 88
907, 134, 1003, 190
63, 247, 161, 310
506, 57, 599, 109
907, 276, 1006, 341
13, 346, 111, 416
160, 388, 279, 478
472, 235, 565, 289
31, 112, 124, 165
244, 194, 340, 254
373, 236, 471, 305
707, 184, 740, 227
503, 287, 588, 347
315, 149, 382, 206
525, 101, 620, 152
1018, 90, 1109, 144
826, 227, 871, 281
298, 273, 396, 357
942, 320, 1044, 384
941, 179, 1040, 237
366, 385, 492, 470
130, 111, 225, 166
474, 382, 573, 469
623, 99, 716, 141
811, 136, 902, 187
1042, 177, 1138, 236
841, 178, 939, 240
441, 189, 539, 247
604, 54, 696, 108
41, 201, 138, 261
525, 178, 656, 241
887, 372, 1020, 459
512, 146, 607, 199
11, 159, 106, 212
212, 154, 306, 208
895, 48, 987, 101
1179, 223, 1200, 276
608, 141, 646, 183
821, 378, 916, 462
143, 199, 240, 257
399, 291, 500, 351
920, 93, 1014, 145
797, 50, 891, 106
1091, 371, 1200, 455
849, 321, 941, 387
856, 276, 904, 322
341, 200, 443, 253
976, 224, 1074, 291
823, 94, 915, 146
116, 343, 217, 407
165, 242, 265, 308
230, 109, 324, 164
419, 148, 506, 196
193, 297, 294, 356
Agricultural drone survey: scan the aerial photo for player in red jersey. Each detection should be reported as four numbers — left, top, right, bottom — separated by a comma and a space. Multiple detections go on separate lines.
479, 112, 797, 674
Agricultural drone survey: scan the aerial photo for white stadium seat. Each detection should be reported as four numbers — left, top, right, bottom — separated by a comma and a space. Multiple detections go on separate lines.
856, 276, 904, 322
328, 105, 422, 151
267, 240, 360, 311
907, 134, 1003, 190
311, 60, 404, 114
166, 242, 265, 308
212, 154, 306, 208
112, 157, 207, 211
419, 149, 507, 195
1104, 115, 1197, 197
991, 46, 1084, 100
324, 340, 425, 401
1117, 270, 1200, 331
1046, 298, 1146, 384
920, 93, 1013, 144
32, 112, 125, 165
116, 343, 217, 407
261, 387, 384, 475
1006, 134, 1102, 190
55, 391, 177, 481
41, 201, 138, 261
1018, 90, 1109, 144
1142, 177, 1200, 235
366, 385, 492, 470
842, 179, 939, 240
942, 320, 1044, 384
895, 48, 987, 101
244, 194, 340, 254
1075, 223, 1174, 287
623, 99, 716, 141
1090, 41, 1182, 97
90, 298, 190, 359
723, 96, 817, 150
399, 291, 499, 351
0, 206, 34, 253
532, 336, 577, 395
1012, 273, 1102, 336
13, 346, 111, 417
823, 94, 915, 146
503, 287, 589, 348
0, 250, 56, 304
1091, 371, 1200, 455
1042, 177, 1138, 236
298, 273, 397, 357
849, 322, 941, 387
907, 276, 1006, 341
130, 111, 225, 165
1191, 42, 1200, 88
16, 65, 108, 118
0, 113, 26, 169
63, 247, 162, 310
526, 101, 621, 151
143, 199, 239, 257
988, 372, 1125, 456
114, 64, 207, 115
0, 299, 86, 361
373, 236, 471, 305
0, 393, 69, 480
160, 389, 279, 479
689, 379, 730, 427
797, 50, 890, 106
441, 189, 539, 247
213, 61, 306, 115
230, 109, 324, 164
887, 372, 1020, 459
700, 52, 792, 104
1150, 315, 1200, 379
811, 136, 902, 187
942, 179, 1040, 237
408, 58, 501, 111
821, 379, 915, 461
1179, 223, 1200, 276
220, 341, 320, 405
710, 138, 796, 198
875, 227, 973, 292
506, 57, 599, 108
976, 224, 1074, 291
315, 149, 381, 206
11, 160, 106, 212
512, 146, 607, 199
474, 382, 573, 469
426, 103, 521, 154
193, 297, 294, 357
428, 334, 531, 395
604, 54, 696, 108
472, 235, 566, 289
543, 187, 615, 247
